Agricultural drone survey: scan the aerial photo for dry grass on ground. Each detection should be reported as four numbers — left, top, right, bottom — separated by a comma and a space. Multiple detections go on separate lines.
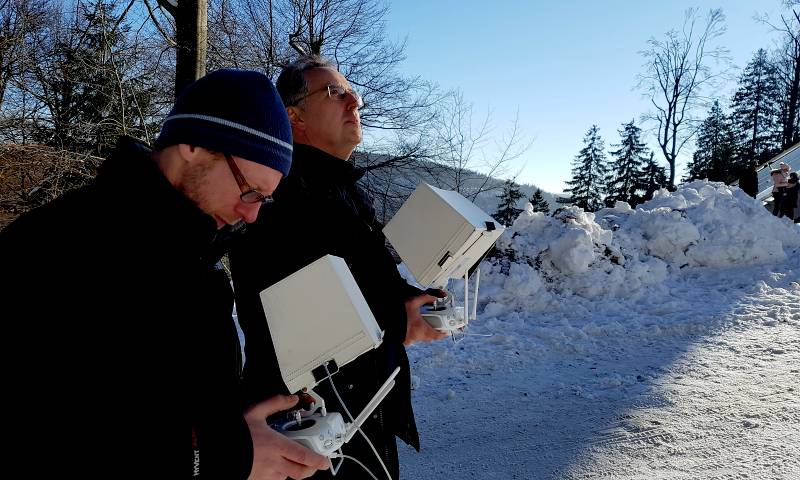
0, 144, 102, 229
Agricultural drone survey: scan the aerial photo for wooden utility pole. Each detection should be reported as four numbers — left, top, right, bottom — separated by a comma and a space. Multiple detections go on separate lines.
173, 0, 207, 98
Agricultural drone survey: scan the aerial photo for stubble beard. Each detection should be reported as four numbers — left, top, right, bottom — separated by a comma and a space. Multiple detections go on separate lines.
179, 160, 216, 219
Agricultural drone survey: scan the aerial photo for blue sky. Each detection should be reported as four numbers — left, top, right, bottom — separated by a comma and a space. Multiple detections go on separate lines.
384, 1, 785, 194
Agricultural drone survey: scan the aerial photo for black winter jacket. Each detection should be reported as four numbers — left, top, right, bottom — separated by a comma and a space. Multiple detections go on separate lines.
0, 137, 251, 479
229, 143, 421, 479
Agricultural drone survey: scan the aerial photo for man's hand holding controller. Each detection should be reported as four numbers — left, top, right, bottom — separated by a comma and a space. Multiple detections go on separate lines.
244, 394, 331, 480
404, 290, 449, 345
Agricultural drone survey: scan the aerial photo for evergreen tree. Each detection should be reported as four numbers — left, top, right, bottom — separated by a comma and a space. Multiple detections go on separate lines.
494, 179, 525, 226
639, 152, 667, 203
730, 49, 782, 165
564, 125, 608, 212
528, 188, 550, 214
684, 100, 739, 183
29, 1, 159, 155
605, 120, 649, 205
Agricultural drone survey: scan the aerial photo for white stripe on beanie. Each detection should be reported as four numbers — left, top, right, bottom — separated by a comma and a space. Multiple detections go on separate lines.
163, 113, 293, 152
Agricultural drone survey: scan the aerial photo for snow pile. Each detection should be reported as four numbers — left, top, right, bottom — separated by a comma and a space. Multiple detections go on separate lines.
475, 181, 800, 316
605, 181, 798, 268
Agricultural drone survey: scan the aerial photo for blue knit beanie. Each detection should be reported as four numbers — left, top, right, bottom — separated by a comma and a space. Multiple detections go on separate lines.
155, 69, 293, 176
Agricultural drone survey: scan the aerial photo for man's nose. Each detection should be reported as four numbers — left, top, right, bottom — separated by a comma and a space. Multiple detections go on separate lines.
237, 201, 262, 224
344, 91, 360, 111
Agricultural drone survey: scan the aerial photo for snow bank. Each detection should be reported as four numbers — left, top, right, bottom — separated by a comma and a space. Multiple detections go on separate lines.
474, 181, 800, 316
609, 181, 798, 268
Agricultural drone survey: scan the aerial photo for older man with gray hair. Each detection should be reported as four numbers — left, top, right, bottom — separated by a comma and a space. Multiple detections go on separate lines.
231, 56, 446, 479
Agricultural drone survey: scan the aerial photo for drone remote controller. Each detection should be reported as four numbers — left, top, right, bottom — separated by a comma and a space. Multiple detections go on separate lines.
272, 411, 347, 456
269, 367, 401, 459
421, 292, 466, 332
269, 390, 346, 457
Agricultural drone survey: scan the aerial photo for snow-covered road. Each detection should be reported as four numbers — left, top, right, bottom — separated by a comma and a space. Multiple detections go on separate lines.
400, 259, 799, 479
569, 318, 799, 479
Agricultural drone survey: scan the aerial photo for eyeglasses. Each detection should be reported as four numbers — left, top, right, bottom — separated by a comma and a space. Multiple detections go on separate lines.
291, 84, 364, 109
224, 154, 274, 204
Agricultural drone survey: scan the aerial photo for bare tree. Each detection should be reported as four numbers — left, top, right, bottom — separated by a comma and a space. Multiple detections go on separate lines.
353, 90, 531, 221
760, 3, 800, 149
202, 0, 442, 145
638, 8, 728, 189
423, 90, 530, 201
173, 0, 207, 96
0, 0, 36, 108
0, 0, 54, 141
1, 0, 171, 149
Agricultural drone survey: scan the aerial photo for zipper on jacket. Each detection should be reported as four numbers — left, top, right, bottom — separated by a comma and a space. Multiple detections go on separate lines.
377, 404, 392, 478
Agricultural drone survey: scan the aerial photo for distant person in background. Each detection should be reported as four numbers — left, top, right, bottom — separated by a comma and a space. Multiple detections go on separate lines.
784, 172, 799, 222
771, 168, 789, 216
780, 161, 792, 177
739, 161, 759, 198
0, 69, 329, 480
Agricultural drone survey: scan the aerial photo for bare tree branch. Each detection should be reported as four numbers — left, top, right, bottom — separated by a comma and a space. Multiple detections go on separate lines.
142, 0, 176, 47
638, 8, 729, 188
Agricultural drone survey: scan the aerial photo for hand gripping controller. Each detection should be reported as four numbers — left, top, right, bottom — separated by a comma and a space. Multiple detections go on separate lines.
273, 413, 348, 456
421, 292, 466, 333
270, 390, 346, 456
421, 266, 481, 335
269, 367, 400, 458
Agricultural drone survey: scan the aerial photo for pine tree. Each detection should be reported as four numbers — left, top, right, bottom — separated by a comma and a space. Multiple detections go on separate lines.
29, 1, 158, 155
564, 125, 608, 212
684, 100, 739, 183
528, 188, 550, 214
605, 120, 649, 205
639, 152, 667, 203
494, 179, 525, 226
730, 49, 782, 165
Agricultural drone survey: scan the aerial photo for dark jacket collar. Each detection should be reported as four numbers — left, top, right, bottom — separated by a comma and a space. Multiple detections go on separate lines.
96, 136, 222, 263
290, 143, 365, 185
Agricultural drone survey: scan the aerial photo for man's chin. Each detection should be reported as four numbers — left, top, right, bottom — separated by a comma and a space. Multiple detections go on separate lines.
215, 218, 246, 232
213, 214, 228, 229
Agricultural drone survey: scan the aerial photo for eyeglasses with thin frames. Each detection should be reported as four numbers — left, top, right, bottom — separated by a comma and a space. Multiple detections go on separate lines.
290, 84, 364, 109
224, 154, 274, 204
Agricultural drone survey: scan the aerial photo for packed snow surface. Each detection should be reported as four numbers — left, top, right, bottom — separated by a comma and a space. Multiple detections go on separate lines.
397, 182, 800, 479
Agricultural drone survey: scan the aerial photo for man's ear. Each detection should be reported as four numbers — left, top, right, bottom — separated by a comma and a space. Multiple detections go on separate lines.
177, 144, 212, 163
286, 106, 304, 131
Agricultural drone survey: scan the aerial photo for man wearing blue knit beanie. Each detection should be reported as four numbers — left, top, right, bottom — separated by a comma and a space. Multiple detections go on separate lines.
0, 69, 329, 480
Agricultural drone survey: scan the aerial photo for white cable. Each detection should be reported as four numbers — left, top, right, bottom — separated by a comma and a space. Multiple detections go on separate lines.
463, 269, 468, 325
472, 267, 480, 322
324, 363, 394, 480
330, 454, 380, 480
329, 452, 344, 476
